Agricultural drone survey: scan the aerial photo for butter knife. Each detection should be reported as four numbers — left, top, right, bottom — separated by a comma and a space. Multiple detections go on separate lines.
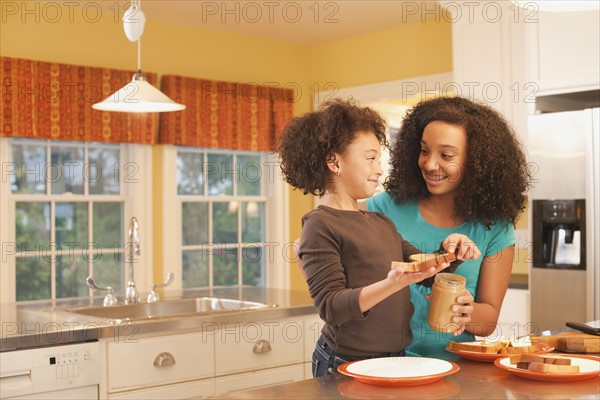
566, 321, 600, 336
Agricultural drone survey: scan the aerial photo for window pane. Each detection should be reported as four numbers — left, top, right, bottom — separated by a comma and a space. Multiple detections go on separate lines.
242, 245, 265, 287
177, 152, 204, 195
89, 147, 120, 195
15, 202, 50, 250
242, 202, 265, 243
213, 202, 238, 243
55, 202, 88, 251
182, 202, 209, 245
11, 142, 46, 194
51, 146, 84, 195
237, 155, 262, 196
93, 252, 124, 296
182, 250, 208, 288
56, 255, 88, 298
93, 202, 123, 250
16, 256, 50, 301
213, 247, 238, 286
207, 154, 233, 196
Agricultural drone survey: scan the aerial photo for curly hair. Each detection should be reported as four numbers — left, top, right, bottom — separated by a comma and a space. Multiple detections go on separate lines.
385, 96, 531, 228
277, 98, 388, 196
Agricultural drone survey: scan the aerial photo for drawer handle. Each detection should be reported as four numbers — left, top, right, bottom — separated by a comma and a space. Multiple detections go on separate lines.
154, 352, 176, 367
253, 339, 272, 353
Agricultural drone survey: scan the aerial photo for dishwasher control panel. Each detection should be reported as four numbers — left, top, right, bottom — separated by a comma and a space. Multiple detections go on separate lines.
1, 341, 100, 398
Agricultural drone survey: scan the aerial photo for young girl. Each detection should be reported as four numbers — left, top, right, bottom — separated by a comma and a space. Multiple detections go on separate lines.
365, 96, 532, 358
277, 99, 480, 376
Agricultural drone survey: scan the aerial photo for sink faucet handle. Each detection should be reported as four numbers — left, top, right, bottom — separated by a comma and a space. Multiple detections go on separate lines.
86, 276, 118, 306
147, 273, 174, 303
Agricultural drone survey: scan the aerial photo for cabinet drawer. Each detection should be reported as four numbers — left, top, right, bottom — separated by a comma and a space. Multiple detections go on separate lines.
214, 365, 304, 396
108, 332, 214, 391
214, 317, 304, 375
107, 378, 214, 400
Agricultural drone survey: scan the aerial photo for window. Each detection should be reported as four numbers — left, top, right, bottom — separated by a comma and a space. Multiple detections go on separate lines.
159, 146, 289, 291
0, 138, 151, 303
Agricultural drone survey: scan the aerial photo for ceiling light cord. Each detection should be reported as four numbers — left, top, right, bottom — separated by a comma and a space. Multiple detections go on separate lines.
137, 38, 142, 78
92, 0, 185, 112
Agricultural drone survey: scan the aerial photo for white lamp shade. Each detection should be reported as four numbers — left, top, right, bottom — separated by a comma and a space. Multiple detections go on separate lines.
92, 77, 185, 113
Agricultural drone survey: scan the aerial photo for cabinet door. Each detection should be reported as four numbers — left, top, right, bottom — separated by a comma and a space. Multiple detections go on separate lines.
214, 317, 304, 375
530, 10, 600, 92
107, 332, 214, 392
107, 379, 214, 400
214, 365, 304, 396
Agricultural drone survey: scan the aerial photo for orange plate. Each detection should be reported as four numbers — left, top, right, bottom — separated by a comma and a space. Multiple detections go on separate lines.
445, 342, 555, 363
337, 377, 461, 399
337, 357, 460, 387
494, 354, 600, 382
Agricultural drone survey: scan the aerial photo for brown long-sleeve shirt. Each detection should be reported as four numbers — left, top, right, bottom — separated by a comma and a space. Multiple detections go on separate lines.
299, 205, 422, 357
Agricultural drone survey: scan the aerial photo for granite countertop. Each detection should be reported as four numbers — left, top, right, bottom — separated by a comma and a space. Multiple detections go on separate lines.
0, 287, 316, 352
217, 357, 600, 399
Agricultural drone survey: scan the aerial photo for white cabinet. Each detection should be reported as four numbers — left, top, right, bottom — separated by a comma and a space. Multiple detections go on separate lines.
100, 314, 322, 399
214, 365, 304, 396
527, 9, 600, 93
448, 1, 531, 142
214, 317, 304, 376
212, 315, 320, 396
302, 314, 324, 378
103, 331, 215, 399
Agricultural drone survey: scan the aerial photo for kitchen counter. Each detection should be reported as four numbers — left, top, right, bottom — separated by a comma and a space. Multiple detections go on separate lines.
217, 357, 600, 400
0, 287, 315, 352
508, 273, 528, 290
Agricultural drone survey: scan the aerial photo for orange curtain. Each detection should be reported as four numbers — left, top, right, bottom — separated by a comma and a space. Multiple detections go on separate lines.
159, 75, 294, 151
0, 57, 156, 144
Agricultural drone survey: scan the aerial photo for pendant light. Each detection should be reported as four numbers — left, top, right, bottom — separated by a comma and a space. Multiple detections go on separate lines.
93, 0, 185, 113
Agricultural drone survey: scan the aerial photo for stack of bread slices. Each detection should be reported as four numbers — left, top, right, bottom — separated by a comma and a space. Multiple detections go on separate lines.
509, 354, 580, 373
448, 337, 537, 354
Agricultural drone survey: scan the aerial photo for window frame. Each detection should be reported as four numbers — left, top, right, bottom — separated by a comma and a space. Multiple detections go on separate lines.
0, 137, 154, 303
158, 145, 290, 292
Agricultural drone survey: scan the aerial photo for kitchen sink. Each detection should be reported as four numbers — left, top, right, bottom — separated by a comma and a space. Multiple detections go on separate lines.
62, 297, 276, 322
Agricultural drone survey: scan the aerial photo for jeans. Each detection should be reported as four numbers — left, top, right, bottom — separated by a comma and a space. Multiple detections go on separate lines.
311, 335, 406, 377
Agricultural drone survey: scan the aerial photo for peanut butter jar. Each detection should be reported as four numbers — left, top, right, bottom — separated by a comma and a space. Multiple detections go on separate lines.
428, 273, 466, 333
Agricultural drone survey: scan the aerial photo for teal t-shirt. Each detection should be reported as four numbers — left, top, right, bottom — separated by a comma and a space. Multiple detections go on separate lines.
366, 192, 515, 359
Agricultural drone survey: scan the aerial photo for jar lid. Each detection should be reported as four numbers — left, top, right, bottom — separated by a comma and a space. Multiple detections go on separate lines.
435, 273, 466, 287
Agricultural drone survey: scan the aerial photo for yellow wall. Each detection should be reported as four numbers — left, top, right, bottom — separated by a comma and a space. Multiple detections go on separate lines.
311, 20, 452, 89
1, 4, 452, 290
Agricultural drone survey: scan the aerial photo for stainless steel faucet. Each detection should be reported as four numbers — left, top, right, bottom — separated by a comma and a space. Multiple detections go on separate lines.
125, 217, 140, 304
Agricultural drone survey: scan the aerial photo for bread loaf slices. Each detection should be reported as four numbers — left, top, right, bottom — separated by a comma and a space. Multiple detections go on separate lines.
448, 341, 504, 354
527, 363, 580, 373
391, 252, 457, 272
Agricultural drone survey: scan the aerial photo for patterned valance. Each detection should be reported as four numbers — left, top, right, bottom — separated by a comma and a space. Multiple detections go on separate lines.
0, 56, 157, 144
159, 75, 294, 151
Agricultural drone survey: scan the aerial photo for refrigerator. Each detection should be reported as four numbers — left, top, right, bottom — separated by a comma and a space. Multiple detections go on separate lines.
529, 108, 599, 332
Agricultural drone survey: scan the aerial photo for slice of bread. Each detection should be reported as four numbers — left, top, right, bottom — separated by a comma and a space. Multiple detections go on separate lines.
528, 362, 580, 373
391, 252, 457, 272
448, 341, 504, 354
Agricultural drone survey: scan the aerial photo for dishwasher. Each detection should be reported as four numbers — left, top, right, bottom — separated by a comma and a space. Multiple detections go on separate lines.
0, 341, 100, 399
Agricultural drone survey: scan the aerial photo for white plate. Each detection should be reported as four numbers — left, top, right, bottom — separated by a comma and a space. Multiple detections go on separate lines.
346, 357, 453, 378
338, 357, 460, 387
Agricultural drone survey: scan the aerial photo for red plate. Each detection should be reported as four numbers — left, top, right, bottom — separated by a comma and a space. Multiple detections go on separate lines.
494, 354, 600, 382
337, 357, 460, 387
445, 342, 555, 363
